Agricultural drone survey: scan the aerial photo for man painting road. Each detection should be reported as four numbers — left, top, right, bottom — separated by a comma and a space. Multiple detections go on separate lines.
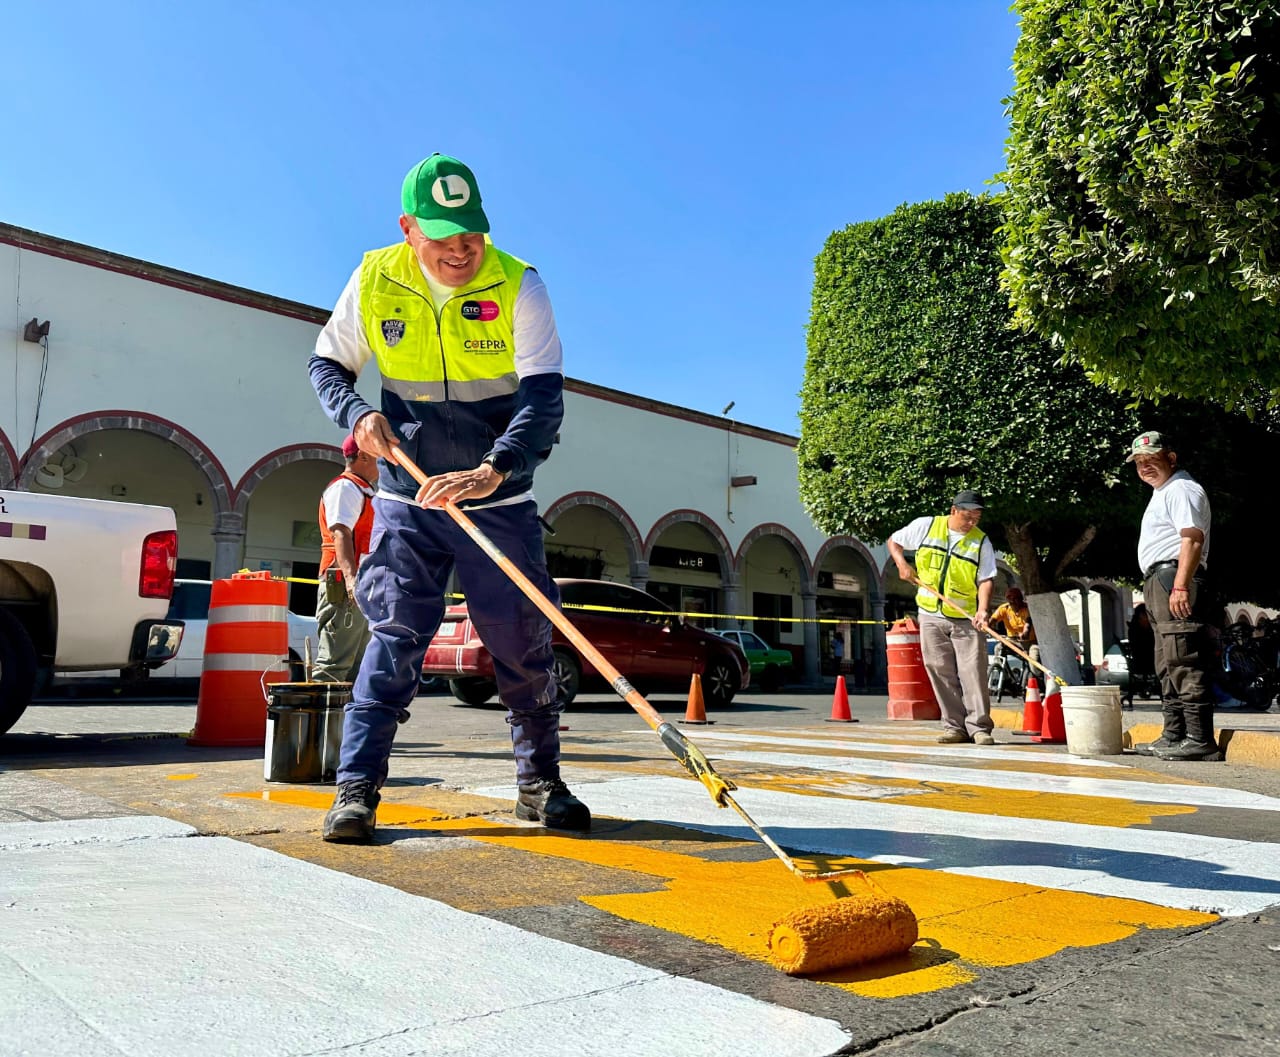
308, 152, 590, 841
888, 490, 997, 746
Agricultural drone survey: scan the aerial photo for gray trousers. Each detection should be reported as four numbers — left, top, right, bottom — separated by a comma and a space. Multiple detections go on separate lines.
919, 612, 992, 736
312, 581, 372, 684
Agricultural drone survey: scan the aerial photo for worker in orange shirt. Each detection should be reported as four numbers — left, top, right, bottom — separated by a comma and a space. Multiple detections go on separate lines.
990, 587, 1039, 666
313, 435, 378, 682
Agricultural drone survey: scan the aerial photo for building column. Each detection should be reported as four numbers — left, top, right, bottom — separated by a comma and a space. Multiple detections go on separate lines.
802, 591, 820, 686
721, 573, 742, 629
869, 595, 888, 689
212, 511, 245, 581
629, 560, 649, 592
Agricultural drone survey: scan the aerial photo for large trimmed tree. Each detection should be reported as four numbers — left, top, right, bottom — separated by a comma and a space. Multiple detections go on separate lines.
799, 193, 1145, 682
1001, 0, 1280, 407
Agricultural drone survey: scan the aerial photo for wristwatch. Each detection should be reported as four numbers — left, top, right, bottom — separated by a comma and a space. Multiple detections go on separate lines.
482, 451, 512, 480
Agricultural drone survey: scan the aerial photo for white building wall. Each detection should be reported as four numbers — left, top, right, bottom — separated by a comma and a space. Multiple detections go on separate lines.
540, 394, 827, 559
2, 226, 878, 686
2, 241, 351, 481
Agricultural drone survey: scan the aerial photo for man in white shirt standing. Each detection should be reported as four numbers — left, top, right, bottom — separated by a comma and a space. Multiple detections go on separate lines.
1127, 431, 1219, 761
888, 491, 997, 745
312, 435, 377, 684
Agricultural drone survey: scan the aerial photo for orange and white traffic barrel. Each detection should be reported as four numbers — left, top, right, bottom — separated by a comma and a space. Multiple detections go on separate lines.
189, 571, 289, 747
885, 616, 941, 720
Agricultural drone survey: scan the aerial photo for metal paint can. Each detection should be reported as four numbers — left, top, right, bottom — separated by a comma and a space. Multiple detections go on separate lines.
263, 682, 349, 783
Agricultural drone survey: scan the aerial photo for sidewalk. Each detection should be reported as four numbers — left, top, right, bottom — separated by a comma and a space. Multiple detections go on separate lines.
988, 698, 1280, 769
818, 676, 1280, 772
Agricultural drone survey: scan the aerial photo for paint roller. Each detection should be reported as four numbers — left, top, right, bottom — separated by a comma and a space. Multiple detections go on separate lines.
768, 873, 919, 974
389, 447, 918, 975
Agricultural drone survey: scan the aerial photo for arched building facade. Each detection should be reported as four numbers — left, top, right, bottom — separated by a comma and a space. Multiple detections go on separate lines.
1, 222, 890, 686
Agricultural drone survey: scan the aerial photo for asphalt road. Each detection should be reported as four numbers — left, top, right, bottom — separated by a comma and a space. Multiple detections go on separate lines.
4, 685, 1280, 1057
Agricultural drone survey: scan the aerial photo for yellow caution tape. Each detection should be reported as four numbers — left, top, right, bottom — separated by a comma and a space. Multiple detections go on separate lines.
247, 574, 886, 626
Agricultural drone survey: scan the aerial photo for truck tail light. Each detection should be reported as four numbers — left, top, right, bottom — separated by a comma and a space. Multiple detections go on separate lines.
140, 530, 178, 599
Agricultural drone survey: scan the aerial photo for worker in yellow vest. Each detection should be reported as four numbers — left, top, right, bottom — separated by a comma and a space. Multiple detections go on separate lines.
308, 153, 589, 842
888, 491, 997, 745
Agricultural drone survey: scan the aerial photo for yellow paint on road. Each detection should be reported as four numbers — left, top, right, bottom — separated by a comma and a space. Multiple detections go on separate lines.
234, 788, 1214, 998
737, 770, 1198, 827
165, 773, 198, 781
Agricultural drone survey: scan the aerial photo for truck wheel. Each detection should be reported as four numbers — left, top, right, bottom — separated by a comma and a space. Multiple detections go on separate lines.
449, 678, 497, 707
0, 609, 38, 735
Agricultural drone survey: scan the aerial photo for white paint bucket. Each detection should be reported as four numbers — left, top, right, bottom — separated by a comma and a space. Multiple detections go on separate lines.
1059, 685, 1124, 756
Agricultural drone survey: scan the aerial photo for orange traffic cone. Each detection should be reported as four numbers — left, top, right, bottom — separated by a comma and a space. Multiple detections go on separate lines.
1032, 682, 1067, 744
1013, 675, 1043, 737
684, 673, 711, 724
826, 675, 857, 722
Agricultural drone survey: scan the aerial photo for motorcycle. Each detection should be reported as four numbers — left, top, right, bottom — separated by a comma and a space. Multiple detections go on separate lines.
1220, 621, 1280, 711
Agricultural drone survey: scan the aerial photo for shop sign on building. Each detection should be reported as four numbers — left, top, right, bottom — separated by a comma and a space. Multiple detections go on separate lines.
650, 545, 721, 574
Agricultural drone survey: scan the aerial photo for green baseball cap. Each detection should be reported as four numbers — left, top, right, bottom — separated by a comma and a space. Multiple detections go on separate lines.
1125, 430, 1171, 461
401, 154, 490, 239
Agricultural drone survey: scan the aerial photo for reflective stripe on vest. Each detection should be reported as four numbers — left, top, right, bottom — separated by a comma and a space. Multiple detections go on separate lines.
915, 515, 986, 618
357, 242, 528, 402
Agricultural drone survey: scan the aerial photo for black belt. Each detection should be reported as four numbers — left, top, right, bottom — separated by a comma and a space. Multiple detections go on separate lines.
1144, 560, 1205, 579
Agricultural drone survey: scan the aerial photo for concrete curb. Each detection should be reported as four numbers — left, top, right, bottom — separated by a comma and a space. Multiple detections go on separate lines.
990, 706, 1280, 769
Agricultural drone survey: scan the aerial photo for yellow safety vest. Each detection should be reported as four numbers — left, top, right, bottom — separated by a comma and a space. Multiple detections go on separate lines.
354, 241, 542, 495
358, 241, 528, 404
916, 515, 986, 618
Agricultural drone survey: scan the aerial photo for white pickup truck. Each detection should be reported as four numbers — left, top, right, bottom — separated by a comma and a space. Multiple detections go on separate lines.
0, 489, 185, 734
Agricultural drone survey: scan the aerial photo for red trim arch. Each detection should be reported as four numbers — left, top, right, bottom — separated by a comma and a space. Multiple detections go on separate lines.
735, 522, 815, 591
234, 444, 344, 518
0, 428, 18, 488
813, 535, 884, 598
542, 491, 645, 570
17, 411, 234, 513
643, 509, 733, 574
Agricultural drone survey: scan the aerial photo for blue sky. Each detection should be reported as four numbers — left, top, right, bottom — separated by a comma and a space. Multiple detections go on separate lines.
1, 2, 1019, 436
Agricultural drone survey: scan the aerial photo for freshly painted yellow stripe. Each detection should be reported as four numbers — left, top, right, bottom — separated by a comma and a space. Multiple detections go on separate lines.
738, 771, 1198, 827
710, 740, 1199, 785
235, 789, 1213, 999
165, 773, 198, 781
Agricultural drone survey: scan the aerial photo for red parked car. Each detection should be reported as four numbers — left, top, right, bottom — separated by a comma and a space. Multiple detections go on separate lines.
422, 578, 750, 708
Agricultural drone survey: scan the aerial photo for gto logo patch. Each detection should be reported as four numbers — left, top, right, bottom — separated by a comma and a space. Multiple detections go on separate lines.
460, 300, 500, 322
381, 319, 406, 346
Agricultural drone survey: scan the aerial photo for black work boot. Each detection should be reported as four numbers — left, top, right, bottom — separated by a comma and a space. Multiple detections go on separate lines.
1133, 702, 1185, 756
322, 779, 380, 843
516, 777, 591, 832
1156, 705, 1222, 761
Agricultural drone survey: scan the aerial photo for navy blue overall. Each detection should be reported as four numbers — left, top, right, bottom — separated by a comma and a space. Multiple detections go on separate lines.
337, 497, 562, 788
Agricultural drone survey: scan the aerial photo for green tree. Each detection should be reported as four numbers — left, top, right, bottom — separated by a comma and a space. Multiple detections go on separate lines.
1001, 0, 1280, 407
800, 194, 1148, 680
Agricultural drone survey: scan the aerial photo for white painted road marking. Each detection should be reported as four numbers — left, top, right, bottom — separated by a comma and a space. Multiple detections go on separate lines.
674, 727, 1128, 767
708, 747, 1280, 812
1, 817, 850, 1057
551, 775, 1280, 916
